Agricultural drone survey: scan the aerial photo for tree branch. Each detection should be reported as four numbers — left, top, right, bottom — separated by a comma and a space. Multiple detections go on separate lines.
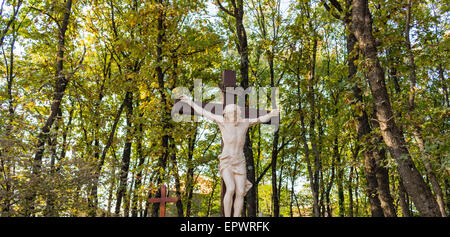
329, 0, 343, 12
256, 163, 272, 184
0, 0, 23, 47
216, 0, 234, 17
29, 5, 60, 30
322, 0, 342, 20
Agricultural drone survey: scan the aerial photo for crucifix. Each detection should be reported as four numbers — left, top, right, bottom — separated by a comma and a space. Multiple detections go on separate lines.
173, 70, 279, 217
148, 185, 179, 217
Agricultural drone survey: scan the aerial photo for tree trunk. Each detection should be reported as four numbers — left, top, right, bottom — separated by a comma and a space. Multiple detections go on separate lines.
355, 169, 360, 216
366, 109, 397, 217
373, 146, 396, 217
336, 143, 345, 217
207, 175, 218, 217
269, 49, 280, 217
87, 54, 110, 216
290, 153, 298, 217
437, 64, 448, 107
152, 2, 171, 216
44, 108, 62, 217
236, 0, 257, 217
404, 0, 446, 217
364, 145, 384, 217
325, 142, 336, 217
277, 145, 285, 216
297, 73, 319, 217
115, 92, 133, 215
298, 92, 319, 217
106, 156, 117, 217
185, 128, 197, 217
89, 92, 127, 216
1, 21, 18, 216
347, 30, 383, 217
350, 0, 441, 216
131, 104, 145, 217
170, 150, 184, 217
26, 0, 73, 216
306, 37, 321, 217
123, 169, 135, 217
398, 179, 412, 217
348, 165, 354, 217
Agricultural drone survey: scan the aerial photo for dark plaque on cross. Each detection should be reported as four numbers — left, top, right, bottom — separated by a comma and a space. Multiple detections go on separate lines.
172, 70, 279, 217
148, 185, 179, 217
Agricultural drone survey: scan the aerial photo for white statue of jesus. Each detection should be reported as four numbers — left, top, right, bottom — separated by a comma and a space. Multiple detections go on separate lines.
179, 95, 279, 217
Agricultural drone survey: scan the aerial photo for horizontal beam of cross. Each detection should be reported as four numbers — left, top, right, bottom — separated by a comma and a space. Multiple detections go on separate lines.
173, 99, 279, 125
148, 185, 178, 217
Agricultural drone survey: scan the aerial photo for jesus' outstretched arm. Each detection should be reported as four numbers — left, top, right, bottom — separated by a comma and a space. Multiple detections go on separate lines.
179, 95, 223, 123
247, 109, 279, 126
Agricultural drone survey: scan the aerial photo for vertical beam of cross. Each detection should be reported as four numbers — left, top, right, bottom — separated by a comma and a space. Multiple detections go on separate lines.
220, 70, 236, 217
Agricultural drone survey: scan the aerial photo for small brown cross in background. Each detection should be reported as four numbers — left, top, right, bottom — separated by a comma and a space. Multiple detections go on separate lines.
148, 185, 178, 217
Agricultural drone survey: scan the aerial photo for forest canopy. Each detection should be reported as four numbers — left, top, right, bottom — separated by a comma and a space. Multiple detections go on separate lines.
0, 0, 448, 217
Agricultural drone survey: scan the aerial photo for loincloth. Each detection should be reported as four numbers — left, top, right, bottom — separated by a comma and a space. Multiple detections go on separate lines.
218, 153, 253, 194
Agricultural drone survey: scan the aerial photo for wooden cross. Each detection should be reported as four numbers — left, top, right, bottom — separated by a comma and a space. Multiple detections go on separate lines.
148, 185, 179, 217
173, 70, 279, 216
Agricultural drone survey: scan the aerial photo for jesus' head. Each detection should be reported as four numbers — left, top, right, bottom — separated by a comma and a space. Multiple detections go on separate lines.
223, 104, 242, 125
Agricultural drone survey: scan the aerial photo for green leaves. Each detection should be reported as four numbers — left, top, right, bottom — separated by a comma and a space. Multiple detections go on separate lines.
0, 0, 447, 217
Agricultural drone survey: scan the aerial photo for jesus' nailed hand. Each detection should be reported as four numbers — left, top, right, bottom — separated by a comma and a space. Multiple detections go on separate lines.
179, 94, 279, 217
